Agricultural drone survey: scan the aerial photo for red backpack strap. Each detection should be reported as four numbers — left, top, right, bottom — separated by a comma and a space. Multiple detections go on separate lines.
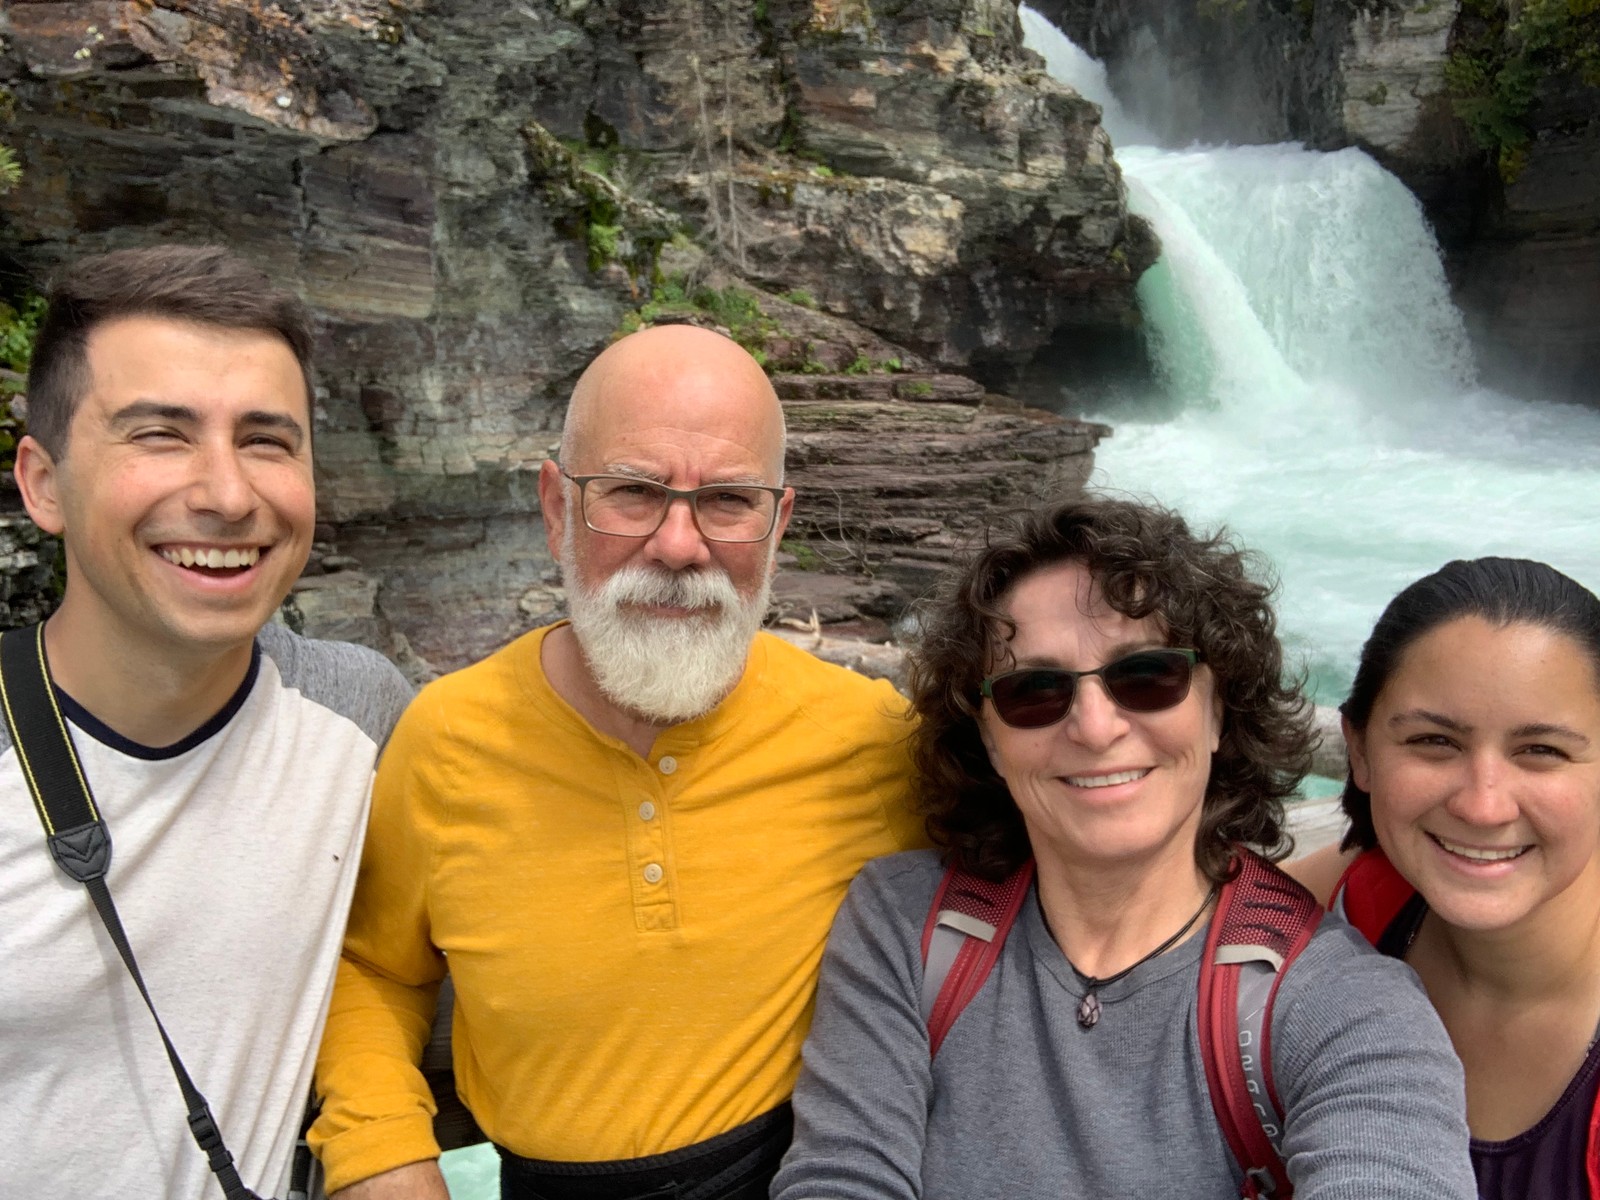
1588, 1092, 1600, 1200
1199, 848, 1324, 1199
1331, 848, 1418, 951
919, 860, 1035, 1057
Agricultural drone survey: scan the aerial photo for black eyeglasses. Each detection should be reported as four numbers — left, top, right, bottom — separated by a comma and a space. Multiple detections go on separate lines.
561, 470, 787, 544
980, 649, 1202, 729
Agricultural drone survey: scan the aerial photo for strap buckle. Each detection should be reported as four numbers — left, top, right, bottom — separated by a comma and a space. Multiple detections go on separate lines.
188, 1103, 234, 1165
1243, 1165, 1278, 1197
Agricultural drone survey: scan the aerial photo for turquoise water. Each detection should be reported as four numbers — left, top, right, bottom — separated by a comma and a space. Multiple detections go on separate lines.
1020, 8, 1600, 707
440, 1145, 498, 1197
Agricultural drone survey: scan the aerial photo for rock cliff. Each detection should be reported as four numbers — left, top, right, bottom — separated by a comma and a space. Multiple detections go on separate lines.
1032, 0, 1600, 408
0, 0, 1148, 669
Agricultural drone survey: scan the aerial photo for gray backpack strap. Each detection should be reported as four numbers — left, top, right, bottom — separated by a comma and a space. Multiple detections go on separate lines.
918, 862, 1035, 1056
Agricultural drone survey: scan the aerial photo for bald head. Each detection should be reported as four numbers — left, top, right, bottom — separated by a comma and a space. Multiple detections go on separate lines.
562, 325, 786, 481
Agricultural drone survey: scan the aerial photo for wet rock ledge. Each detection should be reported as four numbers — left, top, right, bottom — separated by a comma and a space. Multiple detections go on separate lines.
0, 0, 1144, 672
772, 371, 1107, 636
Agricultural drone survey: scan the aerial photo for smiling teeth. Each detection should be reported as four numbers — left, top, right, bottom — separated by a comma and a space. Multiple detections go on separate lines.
1435, 837, 1527, 862
1066, 769, 1150, 788
160, 547, 261, 569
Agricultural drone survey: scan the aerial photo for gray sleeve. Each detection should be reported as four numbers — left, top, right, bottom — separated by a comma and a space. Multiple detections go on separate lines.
772, 856, 936, 1200
1272, 918, 1477, 1199
256, 622, 415, 748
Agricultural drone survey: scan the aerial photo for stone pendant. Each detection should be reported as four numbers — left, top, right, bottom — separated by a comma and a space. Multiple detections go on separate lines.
1076, 990, 1101, 1029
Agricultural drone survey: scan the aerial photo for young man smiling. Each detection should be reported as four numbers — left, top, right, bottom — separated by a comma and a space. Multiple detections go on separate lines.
0, 245, 413, 1199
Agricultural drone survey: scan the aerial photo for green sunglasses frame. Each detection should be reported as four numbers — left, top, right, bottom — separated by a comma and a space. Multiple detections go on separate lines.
979, 648, 1203, 729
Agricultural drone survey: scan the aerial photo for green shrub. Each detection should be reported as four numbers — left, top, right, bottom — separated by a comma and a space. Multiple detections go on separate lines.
1446, 0, 1600, 182
0, 293, 44, 474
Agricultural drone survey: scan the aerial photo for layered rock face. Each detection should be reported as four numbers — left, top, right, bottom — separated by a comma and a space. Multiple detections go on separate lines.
0, 0, 1143, 670
1033, 0, 1600, 408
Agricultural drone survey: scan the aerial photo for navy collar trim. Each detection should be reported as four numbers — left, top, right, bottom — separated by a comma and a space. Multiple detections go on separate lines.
55, 641, 263, 761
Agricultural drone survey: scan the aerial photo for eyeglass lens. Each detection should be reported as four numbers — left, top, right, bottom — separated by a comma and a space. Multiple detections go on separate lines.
582, 478, 778, 542
987, 650, 1196, 729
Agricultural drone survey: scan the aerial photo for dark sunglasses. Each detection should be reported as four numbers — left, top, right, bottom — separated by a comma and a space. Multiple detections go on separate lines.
980, 648, 1202, 729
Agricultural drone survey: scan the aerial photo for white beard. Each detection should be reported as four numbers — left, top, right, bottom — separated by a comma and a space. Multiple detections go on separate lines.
562, 530, 773, 724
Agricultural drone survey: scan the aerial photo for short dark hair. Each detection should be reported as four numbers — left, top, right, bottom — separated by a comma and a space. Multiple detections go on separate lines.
1340, 557, 1600, 850
24, 245, 315, 456
908, 496, 1314, 883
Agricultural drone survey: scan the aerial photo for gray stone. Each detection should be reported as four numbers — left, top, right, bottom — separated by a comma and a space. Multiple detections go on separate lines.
0, 515, 59, 630
0, 0, 1147, 666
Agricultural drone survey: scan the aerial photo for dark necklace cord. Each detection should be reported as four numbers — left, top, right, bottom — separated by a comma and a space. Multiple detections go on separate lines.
1065, 883, 1219, 1030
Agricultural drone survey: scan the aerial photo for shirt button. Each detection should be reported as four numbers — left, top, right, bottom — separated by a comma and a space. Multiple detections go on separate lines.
643, 863, 664, 884
639, 801, 657, 821
658, 756, 678, 775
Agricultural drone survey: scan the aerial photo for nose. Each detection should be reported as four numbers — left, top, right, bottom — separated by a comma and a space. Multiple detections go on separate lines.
1443, 751, 1520, 828
643, 494, 713, 572
189, 441, 260, 524
1062, 675, 1131, 751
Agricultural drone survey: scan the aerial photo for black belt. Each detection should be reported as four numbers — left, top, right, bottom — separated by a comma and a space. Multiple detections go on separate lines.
496, 1104, 793, 1200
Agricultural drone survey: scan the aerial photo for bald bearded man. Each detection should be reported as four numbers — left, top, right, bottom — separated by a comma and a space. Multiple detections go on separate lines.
311, 326, 923, 1200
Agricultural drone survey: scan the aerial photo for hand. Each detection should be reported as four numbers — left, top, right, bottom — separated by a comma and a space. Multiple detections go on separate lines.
330, 1160, 451, 1200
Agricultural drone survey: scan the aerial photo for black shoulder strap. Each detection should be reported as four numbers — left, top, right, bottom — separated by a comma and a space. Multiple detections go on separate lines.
0, 624, 264, 1200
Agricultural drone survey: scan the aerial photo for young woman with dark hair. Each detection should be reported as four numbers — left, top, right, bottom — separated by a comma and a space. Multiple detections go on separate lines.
1292, 557, 1600, 1199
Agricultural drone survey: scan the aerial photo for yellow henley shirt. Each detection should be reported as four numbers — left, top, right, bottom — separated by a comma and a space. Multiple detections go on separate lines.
312, 623, 922, 1190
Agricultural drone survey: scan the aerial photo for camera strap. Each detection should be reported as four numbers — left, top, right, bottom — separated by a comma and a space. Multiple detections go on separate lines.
0, 623, 277, 1200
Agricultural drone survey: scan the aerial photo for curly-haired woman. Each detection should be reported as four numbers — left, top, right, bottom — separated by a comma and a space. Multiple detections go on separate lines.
771, 496, 1475, 1199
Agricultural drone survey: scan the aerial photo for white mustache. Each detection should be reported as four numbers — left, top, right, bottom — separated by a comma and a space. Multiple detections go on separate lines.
601, 565, 740, 612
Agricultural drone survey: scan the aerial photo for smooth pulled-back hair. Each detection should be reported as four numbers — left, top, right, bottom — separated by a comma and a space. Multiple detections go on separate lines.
24, 245, 314, 456
909, 496, 1314, 883
1340, 557, 1600, 851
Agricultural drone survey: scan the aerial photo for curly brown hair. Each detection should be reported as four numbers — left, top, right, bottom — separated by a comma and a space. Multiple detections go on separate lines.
908, 496, 1314, 883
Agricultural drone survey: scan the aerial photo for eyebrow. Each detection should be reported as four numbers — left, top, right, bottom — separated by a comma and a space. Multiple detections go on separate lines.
109, 401, 200, 426
1387, 709, 1471, 733
1512, 722, 1590, 746
110, 401, 305, 448
1386, 710, 1590, 747
1009, 641, 1169, 670
599, 463, 769, 486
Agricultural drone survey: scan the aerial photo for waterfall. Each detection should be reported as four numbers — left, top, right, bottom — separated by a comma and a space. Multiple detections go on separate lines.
1020, 7, 1600, 702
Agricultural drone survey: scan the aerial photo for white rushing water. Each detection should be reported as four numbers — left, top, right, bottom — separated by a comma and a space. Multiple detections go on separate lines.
1020, 6, 1600, 702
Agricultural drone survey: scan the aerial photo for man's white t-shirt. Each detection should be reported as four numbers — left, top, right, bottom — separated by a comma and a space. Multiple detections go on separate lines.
0, 623, 412, 1199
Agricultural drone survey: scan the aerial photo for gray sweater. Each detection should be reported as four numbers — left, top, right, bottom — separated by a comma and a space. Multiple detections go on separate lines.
773, 850, 1476, 1200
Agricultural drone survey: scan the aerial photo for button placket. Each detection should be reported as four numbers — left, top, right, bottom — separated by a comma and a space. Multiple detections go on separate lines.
625, 754, 678, 930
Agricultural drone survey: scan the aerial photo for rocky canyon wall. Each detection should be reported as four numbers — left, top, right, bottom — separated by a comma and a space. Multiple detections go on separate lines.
0, 0, 1155, 672
1031, 0, 1600, 409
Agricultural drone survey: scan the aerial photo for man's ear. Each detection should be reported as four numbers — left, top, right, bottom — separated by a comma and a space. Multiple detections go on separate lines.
14, 435, 66, 536
538, 459, 567, 560
767, 486, 795, 575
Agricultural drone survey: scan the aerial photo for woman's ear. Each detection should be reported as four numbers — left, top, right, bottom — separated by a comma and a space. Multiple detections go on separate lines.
977, 710, 997, 758
1342, 714, 1371, 792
